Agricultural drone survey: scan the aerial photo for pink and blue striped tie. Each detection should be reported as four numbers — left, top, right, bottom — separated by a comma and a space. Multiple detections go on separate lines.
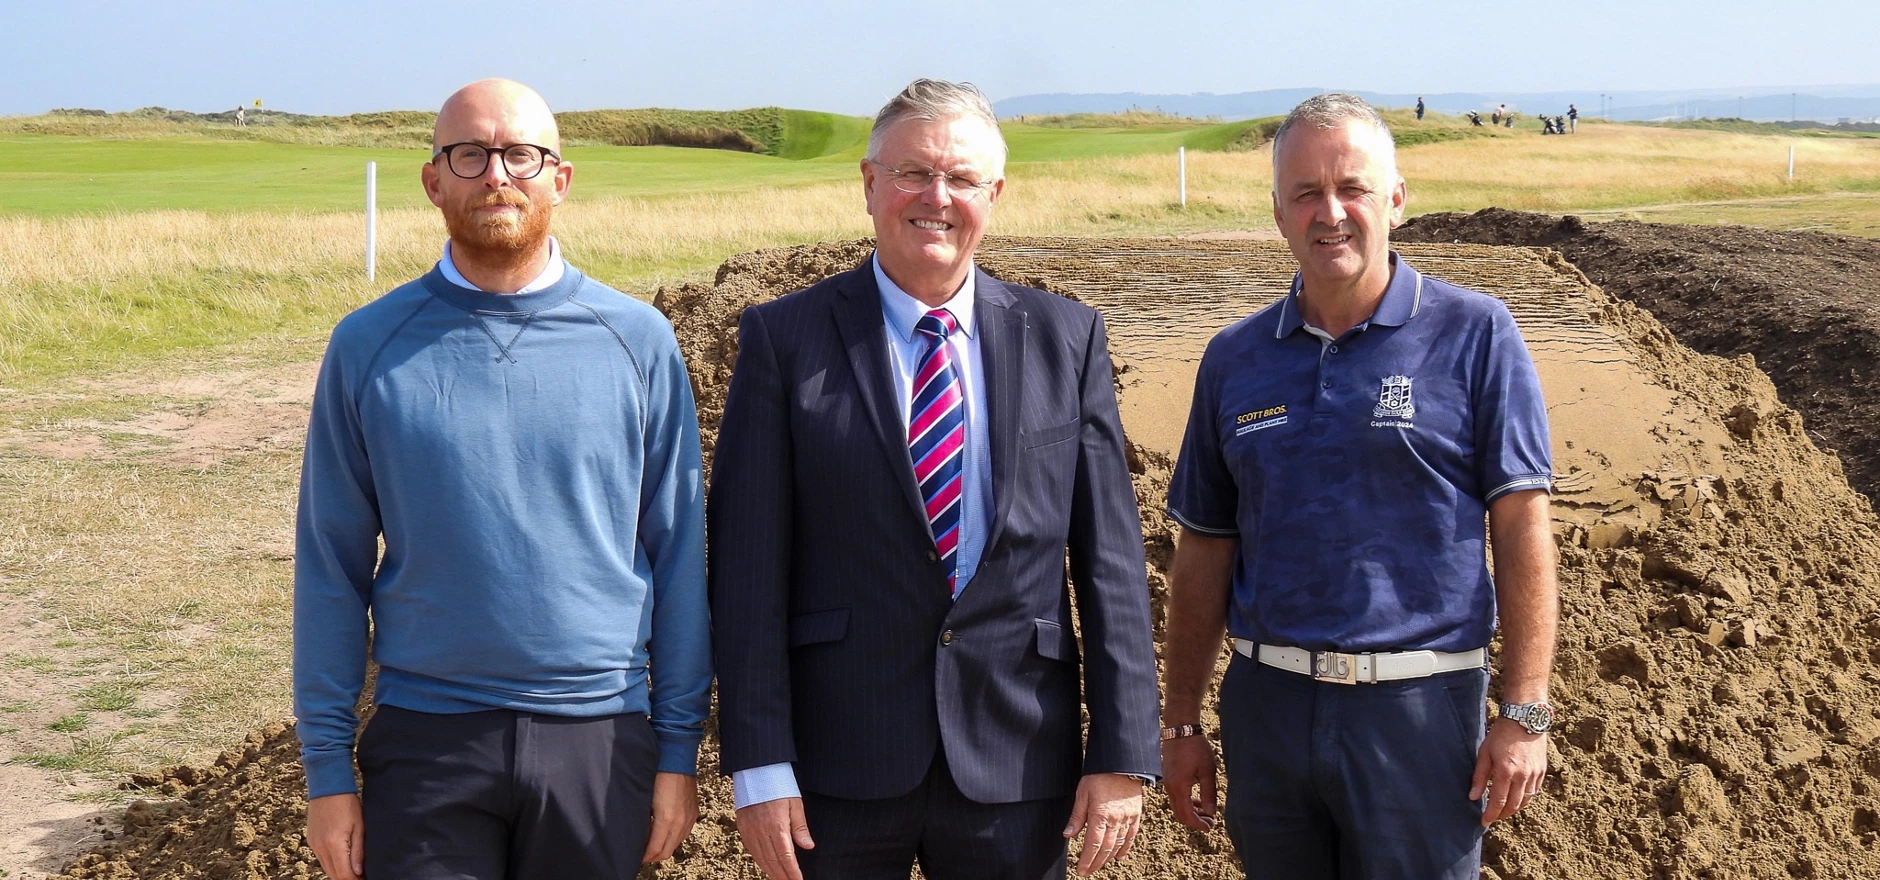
910, 309, 966, 597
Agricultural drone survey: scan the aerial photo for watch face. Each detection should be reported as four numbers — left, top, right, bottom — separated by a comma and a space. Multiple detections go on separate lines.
1526, 703, 1556, 733
1528, 703, 1555, 733
1503, 702, 1556, 733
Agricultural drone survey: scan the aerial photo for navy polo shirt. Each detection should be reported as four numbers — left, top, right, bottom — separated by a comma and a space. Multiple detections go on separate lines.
1167, 253, 1552, 654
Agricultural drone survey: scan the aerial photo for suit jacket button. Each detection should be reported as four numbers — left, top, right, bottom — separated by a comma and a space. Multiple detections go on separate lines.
926, 550, 938, 564
941, 629, 954, 646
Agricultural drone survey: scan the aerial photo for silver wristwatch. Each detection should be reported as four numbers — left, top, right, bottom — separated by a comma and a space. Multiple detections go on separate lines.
1497, 701, 1556, 734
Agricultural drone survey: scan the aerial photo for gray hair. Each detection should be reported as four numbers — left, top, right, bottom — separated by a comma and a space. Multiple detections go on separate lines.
867, 78, 1008, 174
1270, 93, 1397, 190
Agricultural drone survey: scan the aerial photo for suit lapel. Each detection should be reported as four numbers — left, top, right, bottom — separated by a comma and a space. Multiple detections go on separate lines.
977, 270, 1025, 556
832, 264, 929, 529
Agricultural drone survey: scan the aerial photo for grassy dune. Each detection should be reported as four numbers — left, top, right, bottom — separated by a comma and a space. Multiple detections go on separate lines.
776, 109, 872, 160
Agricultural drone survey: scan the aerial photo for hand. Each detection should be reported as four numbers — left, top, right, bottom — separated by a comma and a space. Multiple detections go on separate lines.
1469, 718, 1548, 826
306, 793, 365, 880
1161, 733, 1219, 832
735, 796, 814, 880
1063, 773, 1143, 876
642, 772, 700, 864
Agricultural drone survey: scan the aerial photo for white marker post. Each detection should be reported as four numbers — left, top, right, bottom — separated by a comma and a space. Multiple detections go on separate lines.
1178, 146, 1187, 207
1788, 145, 1795, 180
365, 161, 378, 282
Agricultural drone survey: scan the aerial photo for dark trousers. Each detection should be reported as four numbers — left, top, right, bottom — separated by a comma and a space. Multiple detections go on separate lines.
356, 704, 658, 880
1219, 653, 1488, 880
798, 750, 1075, 880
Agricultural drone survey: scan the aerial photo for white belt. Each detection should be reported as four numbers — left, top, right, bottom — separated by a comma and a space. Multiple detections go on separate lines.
1237, 639, 1486, 685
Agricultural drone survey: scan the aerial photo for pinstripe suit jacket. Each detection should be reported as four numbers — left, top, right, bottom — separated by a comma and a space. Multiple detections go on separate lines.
709, 261, 1161, 804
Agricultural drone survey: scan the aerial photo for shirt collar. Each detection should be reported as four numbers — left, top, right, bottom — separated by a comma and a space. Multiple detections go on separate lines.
1274, 251, 1423, 339
440, 236, 565, 294
873, 253, 978, 342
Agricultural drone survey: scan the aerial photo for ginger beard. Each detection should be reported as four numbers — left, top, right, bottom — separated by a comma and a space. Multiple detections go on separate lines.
443, 188, 553, 263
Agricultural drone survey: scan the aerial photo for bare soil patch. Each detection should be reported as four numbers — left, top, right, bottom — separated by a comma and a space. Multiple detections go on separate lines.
1397, 207, 1880, 506
0, 361, 316, 468
46, 237, 1880, 879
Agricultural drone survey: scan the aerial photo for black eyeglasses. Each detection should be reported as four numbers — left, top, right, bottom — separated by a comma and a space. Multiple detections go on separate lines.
432, 142, 562, 180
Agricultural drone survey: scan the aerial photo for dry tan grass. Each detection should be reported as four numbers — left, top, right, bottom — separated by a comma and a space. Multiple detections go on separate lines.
0, 449, 303, 776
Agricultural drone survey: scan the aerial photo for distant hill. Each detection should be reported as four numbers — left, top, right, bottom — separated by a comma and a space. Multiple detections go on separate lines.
20, 107, 876, 157
994, 86, 1880, 124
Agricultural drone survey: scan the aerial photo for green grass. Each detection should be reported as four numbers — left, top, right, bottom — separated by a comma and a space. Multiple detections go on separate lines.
49, 713, 91, 733
1004, 121, 1219, 161
776, 110, 872, 160
1183, 117, 1282, 151
12, 106, 828, 153
0, 135, 876, 215
8, 728, 140, 773
78, 682, 137, 711
7, 654, 60, 674
0, 112, 1369, 216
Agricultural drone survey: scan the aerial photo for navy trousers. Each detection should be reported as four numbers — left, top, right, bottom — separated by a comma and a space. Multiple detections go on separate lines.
1219, 652, 1488, 880
355, 704, 659, 880
798, 750, 1076, 880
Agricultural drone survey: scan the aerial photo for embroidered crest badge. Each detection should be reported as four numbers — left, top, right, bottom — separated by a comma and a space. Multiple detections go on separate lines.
1372, 375, 1415, 420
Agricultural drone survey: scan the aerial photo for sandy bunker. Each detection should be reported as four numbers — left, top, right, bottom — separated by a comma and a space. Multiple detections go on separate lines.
56, 237, 1880, 880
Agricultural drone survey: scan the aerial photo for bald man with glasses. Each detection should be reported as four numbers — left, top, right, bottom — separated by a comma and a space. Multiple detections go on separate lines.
293, 78, 710, 880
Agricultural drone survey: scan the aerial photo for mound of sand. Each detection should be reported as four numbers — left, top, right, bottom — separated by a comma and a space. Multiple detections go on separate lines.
1397, 207, 1880, 507
57, 236, 1880, 879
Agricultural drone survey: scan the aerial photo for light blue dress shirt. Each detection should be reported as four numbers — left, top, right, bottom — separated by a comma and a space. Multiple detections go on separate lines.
732, 255, 994, 810
439, 236, 564, 292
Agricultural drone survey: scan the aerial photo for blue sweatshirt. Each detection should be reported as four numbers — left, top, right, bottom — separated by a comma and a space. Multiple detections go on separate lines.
293, 264, 710, 800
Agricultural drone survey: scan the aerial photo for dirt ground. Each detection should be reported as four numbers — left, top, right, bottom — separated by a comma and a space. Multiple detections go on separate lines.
1396, 207, 1880, 507
40, 235, 1880, 879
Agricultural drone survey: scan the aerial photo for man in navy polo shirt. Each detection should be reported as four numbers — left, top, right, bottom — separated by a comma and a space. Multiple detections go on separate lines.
1159, 93, 1560, 879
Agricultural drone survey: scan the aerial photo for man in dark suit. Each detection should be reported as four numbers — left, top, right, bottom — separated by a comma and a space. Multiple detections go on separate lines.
710, 78, 1161, 880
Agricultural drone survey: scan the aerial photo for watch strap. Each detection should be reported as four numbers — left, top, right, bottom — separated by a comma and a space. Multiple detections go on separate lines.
1160, 724, 1203, 741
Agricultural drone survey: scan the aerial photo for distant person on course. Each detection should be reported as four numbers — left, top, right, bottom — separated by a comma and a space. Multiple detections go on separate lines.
293, 78, 710, 880
235, 106, 246, 126
1160, 93, 1560, 879
1569, 104, 1579, 132
1415, 96, 1425, 120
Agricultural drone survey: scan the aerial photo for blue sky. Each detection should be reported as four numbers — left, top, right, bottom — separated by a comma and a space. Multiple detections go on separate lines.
7, 0, 1877, 116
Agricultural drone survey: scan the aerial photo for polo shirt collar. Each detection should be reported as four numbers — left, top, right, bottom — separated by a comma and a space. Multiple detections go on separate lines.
873, 253, 979, 342
1274, 251, 1424, 339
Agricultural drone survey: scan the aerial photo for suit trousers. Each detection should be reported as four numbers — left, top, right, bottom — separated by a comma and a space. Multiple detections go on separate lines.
356, 704, 658, 880
1219, 653, 1488, 880
798, 749, 1076, 880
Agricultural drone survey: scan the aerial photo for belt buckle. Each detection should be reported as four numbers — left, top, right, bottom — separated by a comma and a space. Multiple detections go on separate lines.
1312, 651, 1360, 685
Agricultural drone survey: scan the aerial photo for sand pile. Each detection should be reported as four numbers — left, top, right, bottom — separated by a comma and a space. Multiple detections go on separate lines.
56, 723, 319, 880
1397, 207, 1880, 506
56, 236, 1880, 879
